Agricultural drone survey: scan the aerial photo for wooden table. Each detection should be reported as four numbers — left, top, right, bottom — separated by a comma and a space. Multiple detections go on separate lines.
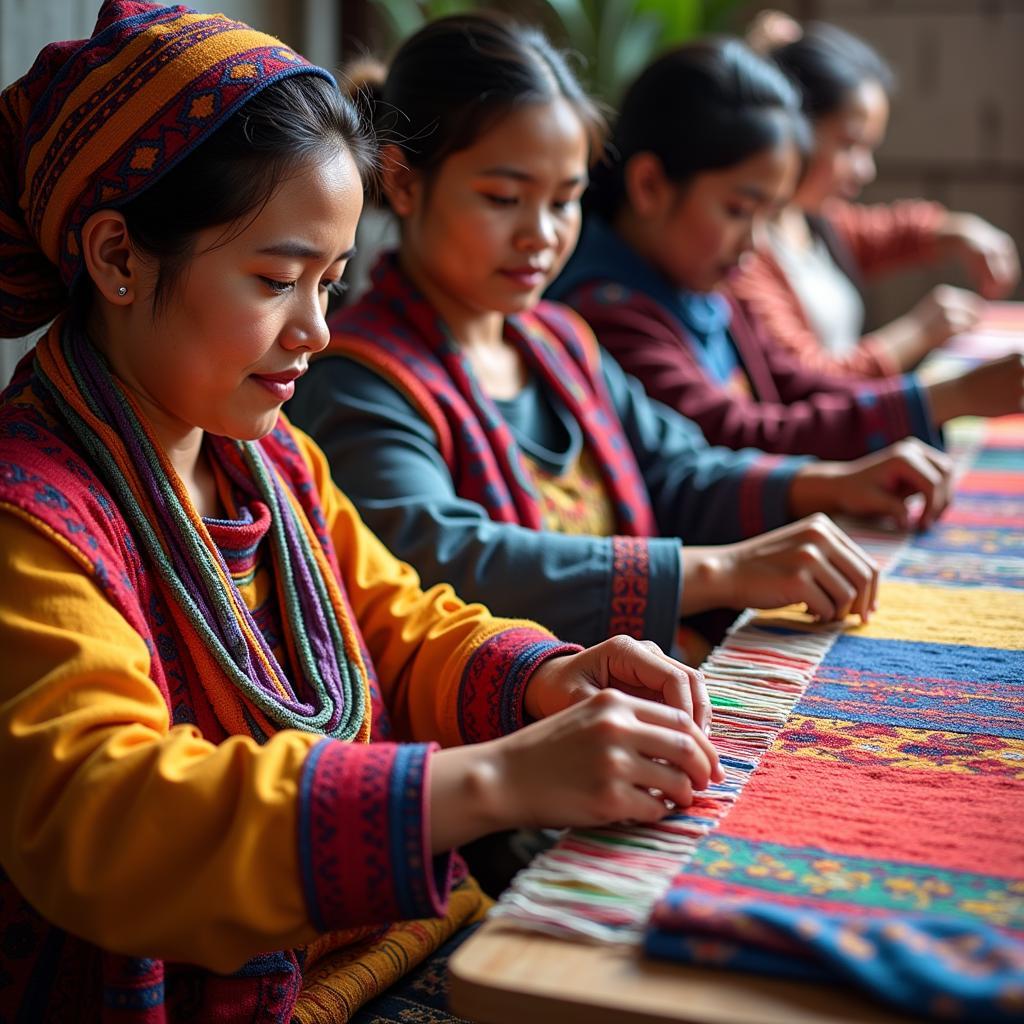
450, 921, 917, 1024
450, 304, 1024, 1024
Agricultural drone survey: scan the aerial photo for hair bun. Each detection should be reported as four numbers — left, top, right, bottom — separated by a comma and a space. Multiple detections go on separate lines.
746, 9, 803, 56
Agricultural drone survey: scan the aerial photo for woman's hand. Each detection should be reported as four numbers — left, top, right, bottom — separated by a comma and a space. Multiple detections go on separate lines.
499, 688, 722, 828
926, 353, 1024, 424
790, 438, 955, 530
429, 639, 721, 851
681, 514, 878, 623
429, 682, 723, 851
524, 634, 712, 732
939, 212, 1021, 300
912, 284, 984, 347
874, 285, 984, 371
872, 285, 983, 371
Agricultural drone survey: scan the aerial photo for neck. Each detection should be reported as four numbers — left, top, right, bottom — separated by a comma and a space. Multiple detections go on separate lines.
775, 204, 813, 246
397, 248, 504, 350
140, 403, 219, 517
611, 206, 659, 273
88, 311, 213, 514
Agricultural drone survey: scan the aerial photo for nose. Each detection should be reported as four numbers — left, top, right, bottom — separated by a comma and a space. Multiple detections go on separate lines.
854, 148, 877, 188
281, 288, 331, 353
516, 203, 559, 252
737, 217, 757, 256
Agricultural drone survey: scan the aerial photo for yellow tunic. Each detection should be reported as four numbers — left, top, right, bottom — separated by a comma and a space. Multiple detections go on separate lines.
0, 431, 551, 978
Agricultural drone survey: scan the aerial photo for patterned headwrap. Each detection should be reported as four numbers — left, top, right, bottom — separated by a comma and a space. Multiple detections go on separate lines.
0, 0, 333, 337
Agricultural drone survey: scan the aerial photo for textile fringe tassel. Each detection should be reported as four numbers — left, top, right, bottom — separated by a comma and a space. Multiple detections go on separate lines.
488, 461, 991, 945
489, 611, 843, 943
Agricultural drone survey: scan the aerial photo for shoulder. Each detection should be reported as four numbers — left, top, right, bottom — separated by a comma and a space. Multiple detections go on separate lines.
726, 246, 790, 299
300, 353, 422, 414
528, 299, 603, 377
563, 283, 689, 365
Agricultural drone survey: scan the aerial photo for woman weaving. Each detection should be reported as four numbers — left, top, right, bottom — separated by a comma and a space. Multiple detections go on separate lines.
0, 3, 723, 1020
292, 15, 956, 666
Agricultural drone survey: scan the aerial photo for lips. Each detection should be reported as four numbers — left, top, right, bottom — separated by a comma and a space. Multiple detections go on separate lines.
251, 365, 306, 401
499, 266, 550, 289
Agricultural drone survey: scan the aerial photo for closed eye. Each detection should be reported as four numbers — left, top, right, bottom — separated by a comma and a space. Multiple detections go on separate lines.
322, 279, 349, 299
260, 277, 294, 294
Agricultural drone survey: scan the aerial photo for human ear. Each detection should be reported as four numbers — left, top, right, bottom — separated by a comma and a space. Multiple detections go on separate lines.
81, 210, 140, 304
623, 152, 674, 220
379, 144, 423, 218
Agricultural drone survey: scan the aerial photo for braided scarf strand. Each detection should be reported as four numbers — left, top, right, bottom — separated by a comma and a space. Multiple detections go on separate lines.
34, 317, 371, 743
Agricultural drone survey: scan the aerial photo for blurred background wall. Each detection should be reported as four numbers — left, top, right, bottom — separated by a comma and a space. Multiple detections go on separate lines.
2, 0, 1021, 386
764, 0, 1024, 326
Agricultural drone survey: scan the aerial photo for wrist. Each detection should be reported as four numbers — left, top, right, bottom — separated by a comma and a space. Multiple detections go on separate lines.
788, 462, 840, 518
679, 545, 734, 615
523, 654, 573, 720
429, 743, 510, 852
924, 377, 967, 425
879, 311, 938, 367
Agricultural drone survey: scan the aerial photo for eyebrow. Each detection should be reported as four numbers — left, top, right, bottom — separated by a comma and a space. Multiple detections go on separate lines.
733, 185, 772, 202
257, 242, 357, 261
477, 166, 586, 187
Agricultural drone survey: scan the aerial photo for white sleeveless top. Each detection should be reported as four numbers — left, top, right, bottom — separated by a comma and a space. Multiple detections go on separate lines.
767, 223, 866, 355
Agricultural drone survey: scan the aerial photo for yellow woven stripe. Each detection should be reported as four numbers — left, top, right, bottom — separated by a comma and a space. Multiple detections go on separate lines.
852, 581, 1024, 649
38, 21, 287, 258
756, 582, 1024, 650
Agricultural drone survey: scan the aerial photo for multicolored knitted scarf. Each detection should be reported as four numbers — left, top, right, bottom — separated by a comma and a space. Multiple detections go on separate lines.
0, 0, 332, 337
326, 254, 658, 537
33, 316, 372, 743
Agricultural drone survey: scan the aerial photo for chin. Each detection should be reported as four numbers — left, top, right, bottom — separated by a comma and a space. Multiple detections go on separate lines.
217, 413, 281, 443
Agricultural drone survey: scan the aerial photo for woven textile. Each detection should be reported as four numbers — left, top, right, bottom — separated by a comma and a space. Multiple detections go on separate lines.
491, 317, 1024, 1019
646, 413, 1024, 1021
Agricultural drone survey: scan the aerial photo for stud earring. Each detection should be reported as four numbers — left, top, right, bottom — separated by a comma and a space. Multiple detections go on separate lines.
117, 285, 128, 297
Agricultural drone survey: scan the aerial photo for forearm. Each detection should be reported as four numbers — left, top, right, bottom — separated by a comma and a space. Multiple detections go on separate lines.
428, 741, 508, 851
787, 462, 844, 519
924, 375, 970, 425
867, 311, 932, 372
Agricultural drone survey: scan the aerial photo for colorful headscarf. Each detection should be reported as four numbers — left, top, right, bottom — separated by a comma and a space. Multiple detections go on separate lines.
0, 1, 373, 743
0, 0, 333, 337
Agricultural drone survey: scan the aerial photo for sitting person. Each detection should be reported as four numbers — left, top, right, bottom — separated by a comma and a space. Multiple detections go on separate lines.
0, 4, 723, 1021
551, 37, 1024, 460
291, 14, 956, 676
731, 17, 1020, 378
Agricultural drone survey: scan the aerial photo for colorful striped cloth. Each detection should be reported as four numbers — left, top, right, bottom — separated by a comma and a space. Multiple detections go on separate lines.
646, 412, 1024, 1021
492, 402, 1024, 1019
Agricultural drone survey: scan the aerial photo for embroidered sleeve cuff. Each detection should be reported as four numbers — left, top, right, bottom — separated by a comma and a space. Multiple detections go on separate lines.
458, 628, 581, 741
740, 454, 810, 537
852, 376, 944, 453
299, 738, 452, 930
903, 375, 945, 451
640, 537, 681, 650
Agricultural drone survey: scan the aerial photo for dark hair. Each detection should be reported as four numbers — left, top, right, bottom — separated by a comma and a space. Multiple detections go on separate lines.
351, 13, 605, 188
771, 23, 895, 121
587, 37, 808, 219
87, 73, 375, 314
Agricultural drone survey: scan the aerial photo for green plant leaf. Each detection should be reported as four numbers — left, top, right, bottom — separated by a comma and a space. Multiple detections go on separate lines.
374, 0, 427, 41
634, 0, 702, 41
541, 0, 596, 51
